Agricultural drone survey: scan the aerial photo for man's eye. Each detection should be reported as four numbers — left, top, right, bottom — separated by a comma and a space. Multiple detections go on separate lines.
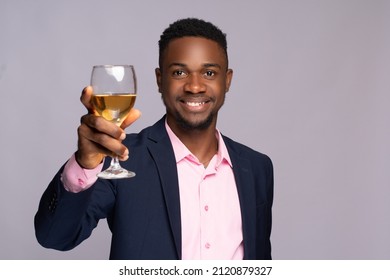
173, 70, 187, 77
204, 70, 215, 78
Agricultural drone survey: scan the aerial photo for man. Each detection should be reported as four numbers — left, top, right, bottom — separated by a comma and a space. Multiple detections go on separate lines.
35, 18, 273, 260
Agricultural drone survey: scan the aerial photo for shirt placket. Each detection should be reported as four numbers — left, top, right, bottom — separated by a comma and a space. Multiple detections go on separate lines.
199, 157, 217, 259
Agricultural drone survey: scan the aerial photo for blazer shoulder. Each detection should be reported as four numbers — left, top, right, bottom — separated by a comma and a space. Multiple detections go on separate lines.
222, 134, 272, 164
123, 116, 168, 147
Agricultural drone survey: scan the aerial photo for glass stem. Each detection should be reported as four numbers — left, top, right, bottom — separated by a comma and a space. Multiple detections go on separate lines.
110, 157, 121, 170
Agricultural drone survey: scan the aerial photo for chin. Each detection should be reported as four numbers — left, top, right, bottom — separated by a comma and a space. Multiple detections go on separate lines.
176, 113, 214, 131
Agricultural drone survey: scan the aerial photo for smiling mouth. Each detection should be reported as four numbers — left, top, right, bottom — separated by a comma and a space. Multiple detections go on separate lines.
186, 101, 207, 107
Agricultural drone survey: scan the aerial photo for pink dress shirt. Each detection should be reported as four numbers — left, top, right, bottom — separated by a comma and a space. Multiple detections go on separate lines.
165, 123, 243, 260
61, 123, 243, 259
61, 153, 103, 193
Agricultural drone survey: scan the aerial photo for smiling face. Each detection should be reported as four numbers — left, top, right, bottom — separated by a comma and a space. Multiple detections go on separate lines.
156, 36, 233, 132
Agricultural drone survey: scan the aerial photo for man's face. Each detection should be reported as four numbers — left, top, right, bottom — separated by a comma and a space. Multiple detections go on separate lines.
156, 36, 233, 131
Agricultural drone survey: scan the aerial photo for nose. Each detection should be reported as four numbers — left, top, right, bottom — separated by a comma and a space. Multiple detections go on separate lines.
184, 73, 206, 94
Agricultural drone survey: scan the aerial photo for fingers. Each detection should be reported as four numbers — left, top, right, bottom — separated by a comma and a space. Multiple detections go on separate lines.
77, 114, 129, 169
80, 115, 127, 153
81, 114, 126, 140
76, 86, 141, 169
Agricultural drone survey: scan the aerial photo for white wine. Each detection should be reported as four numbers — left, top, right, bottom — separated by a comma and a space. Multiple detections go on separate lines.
91, 94, 136, 125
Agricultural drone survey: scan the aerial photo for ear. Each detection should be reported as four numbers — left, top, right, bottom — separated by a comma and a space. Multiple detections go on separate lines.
155, 68, 162, 93
225, 68, 233, 92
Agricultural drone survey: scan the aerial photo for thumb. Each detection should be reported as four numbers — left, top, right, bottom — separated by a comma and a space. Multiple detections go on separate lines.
80, 86, 94, 113
121, 108, 141, 129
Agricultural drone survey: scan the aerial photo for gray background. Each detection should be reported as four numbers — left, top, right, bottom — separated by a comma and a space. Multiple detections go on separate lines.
1, 0, 389, 260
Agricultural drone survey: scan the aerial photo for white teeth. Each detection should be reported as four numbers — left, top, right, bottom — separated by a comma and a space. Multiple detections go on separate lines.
186, 101, 205, 107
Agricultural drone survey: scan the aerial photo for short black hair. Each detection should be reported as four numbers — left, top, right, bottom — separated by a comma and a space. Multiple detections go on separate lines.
158, 18, 228, 68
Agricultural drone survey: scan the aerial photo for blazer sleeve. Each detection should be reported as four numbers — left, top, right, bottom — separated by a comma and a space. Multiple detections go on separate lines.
34, 165, 115, 251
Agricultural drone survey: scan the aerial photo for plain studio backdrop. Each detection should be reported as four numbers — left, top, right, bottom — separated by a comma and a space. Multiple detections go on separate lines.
0, 0, 389, 260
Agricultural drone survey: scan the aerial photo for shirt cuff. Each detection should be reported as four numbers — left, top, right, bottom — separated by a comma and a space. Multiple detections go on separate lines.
61, 153, 103, 193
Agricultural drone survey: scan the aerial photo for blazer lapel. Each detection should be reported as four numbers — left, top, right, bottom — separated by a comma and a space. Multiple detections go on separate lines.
143, 120, 257, 260
146, 117, 182, 259
224, 137, 257, 260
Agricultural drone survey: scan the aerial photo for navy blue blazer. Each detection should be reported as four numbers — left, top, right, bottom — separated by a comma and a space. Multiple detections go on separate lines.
35, 116, 273, 259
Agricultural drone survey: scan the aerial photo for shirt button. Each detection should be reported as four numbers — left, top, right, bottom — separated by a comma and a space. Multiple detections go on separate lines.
205, 243, 211, 249
204, 205, 209, 211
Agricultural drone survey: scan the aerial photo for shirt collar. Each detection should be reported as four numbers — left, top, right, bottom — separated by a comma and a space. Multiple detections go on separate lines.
165, 120, 233, 168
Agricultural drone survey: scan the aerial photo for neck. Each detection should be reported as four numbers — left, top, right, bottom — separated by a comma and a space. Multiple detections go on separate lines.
167, 117, 219, 167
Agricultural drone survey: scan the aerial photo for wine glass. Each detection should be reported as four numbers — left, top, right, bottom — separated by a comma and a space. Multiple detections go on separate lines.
90, 65, 137, 179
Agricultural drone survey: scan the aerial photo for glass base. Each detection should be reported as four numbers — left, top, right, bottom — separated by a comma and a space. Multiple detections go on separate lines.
97, 167, 136, 179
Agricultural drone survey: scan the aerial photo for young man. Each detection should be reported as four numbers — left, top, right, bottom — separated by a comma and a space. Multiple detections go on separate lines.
35, 18, 273, 260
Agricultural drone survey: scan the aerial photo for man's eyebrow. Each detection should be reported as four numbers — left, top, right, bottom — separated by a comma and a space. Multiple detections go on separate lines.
167, 62, 222, 69
168, 62, 186, 68
203, 63, 222, 69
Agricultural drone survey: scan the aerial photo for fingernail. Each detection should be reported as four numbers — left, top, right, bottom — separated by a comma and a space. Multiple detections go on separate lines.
120, 133, 126, 140
121, 155, 129, 161
121, 151, 129, 161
